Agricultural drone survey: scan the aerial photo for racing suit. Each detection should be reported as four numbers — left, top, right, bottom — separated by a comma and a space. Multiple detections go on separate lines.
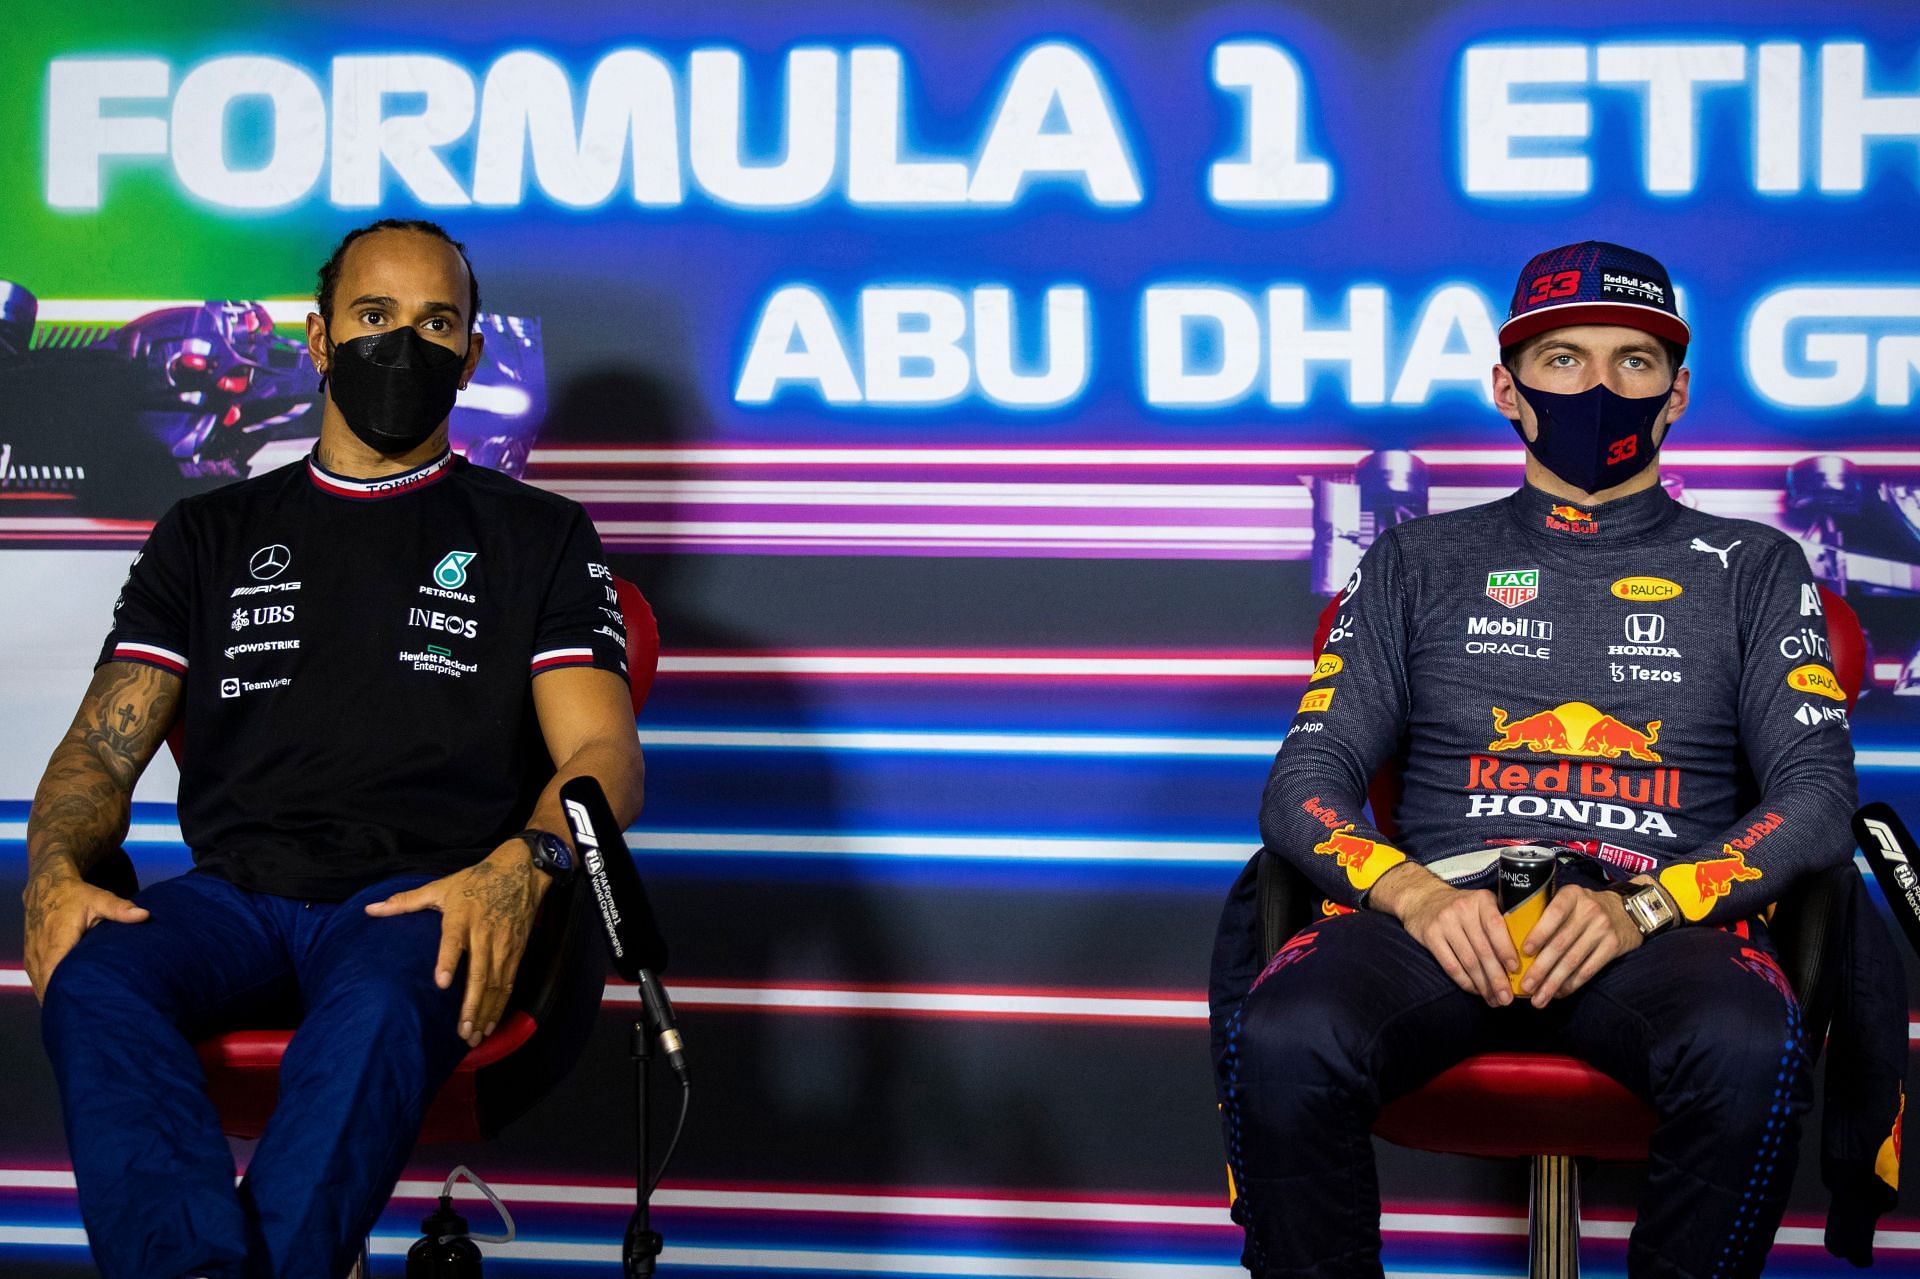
1210, 480, 1859, 1278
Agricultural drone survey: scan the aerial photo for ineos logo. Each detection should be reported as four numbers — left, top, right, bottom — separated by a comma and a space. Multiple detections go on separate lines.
1625, 614, 1665, 644
249, 544, 291, 581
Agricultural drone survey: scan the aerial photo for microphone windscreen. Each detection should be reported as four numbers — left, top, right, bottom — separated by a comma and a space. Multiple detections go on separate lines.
560, 775, 669, 978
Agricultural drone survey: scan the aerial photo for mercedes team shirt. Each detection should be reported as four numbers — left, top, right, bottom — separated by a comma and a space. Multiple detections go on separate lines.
100, 449, 631, 899
1261, 481, 1857, 925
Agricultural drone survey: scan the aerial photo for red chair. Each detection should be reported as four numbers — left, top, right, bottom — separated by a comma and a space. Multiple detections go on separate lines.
86, 578, 660, 1266
1255, 584, 1864, 1277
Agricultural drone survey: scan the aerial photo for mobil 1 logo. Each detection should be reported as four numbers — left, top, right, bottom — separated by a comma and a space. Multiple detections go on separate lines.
1464, 615, 1552, 660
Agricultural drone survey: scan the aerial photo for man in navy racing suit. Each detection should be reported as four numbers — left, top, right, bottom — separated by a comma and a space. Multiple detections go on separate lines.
1210, 242, 1858, 1278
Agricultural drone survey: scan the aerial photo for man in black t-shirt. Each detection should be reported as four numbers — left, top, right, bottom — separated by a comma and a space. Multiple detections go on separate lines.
22, 220, 645, 1279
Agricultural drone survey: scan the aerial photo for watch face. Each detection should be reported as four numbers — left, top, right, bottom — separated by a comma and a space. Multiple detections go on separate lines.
528, 831, 573, 875
1629, 887, 1672, 934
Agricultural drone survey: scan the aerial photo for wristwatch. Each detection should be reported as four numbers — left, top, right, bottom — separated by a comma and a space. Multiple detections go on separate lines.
517, 828, 578, 884
1603, 880, 1676, 938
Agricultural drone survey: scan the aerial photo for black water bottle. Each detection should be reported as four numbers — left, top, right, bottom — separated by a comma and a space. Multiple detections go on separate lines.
406, 1194, 483, 1277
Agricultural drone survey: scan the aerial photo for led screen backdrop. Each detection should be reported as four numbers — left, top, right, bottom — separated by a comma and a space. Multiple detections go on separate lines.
2, 0, 1918, 1273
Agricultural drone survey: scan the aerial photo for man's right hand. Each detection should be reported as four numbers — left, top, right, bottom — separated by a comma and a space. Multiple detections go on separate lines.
1369, 862, 1517, 1007
22, 857, 148, 1002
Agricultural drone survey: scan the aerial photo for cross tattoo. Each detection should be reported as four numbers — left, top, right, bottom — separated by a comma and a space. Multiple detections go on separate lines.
116, 704, 137, 733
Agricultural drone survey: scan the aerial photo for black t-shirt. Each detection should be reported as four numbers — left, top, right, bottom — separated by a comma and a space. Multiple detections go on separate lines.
99, 448, 631, 900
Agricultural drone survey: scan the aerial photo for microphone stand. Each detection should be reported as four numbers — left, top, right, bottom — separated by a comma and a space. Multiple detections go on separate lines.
625, 1019, 662, 1278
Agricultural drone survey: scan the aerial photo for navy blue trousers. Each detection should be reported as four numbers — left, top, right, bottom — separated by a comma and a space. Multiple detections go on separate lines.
40, 869, 470, 1279
1216, 910, 1810, 1279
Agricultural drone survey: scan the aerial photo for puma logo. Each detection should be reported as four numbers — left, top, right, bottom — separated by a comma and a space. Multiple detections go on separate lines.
1689, 537, 1741, 570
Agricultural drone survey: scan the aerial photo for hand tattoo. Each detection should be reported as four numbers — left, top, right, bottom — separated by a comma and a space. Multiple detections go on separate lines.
22, 859, 77, 938
461, 858, 536, 932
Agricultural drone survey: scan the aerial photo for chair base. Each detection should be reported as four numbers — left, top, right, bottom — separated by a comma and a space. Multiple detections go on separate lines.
1529, 1154, 1580, 1279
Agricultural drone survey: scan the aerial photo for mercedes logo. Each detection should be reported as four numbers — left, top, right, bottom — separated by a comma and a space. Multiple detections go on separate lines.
249, 544, 291, 581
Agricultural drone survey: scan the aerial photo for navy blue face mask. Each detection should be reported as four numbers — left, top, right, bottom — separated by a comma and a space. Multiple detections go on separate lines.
1510, 376, 1672, 496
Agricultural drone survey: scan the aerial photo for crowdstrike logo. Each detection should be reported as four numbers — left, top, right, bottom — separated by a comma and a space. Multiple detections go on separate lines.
225, 639, 300, 660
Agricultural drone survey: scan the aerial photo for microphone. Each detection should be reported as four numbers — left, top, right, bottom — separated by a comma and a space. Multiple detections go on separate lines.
560, 776, 687, 1081
1854, 803, 1920, 960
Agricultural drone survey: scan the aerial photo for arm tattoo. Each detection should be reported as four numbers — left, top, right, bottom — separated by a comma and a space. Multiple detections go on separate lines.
26, 663, 181, 881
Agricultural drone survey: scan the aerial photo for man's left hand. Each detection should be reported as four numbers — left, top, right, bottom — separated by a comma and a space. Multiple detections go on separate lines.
365, 841, 550, 1046
1518, 883, 1641, 1008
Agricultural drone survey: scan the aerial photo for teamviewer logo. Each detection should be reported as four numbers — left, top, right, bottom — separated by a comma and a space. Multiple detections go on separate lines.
220, 677, 241, 699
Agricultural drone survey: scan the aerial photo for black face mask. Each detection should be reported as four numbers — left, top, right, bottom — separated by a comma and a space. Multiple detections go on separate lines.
324, 326, 465, 454
1510, 376, 1672, 495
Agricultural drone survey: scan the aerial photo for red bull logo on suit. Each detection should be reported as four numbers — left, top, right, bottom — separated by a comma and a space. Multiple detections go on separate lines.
1311, 822, 1406, 892
1660, 846, 1766, 920
1488, 701, 1662, 761
1467, 702, 1680, 837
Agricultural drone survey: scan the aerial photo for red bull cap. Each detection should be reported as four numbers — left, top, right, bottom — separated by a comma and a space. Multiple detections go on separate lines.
1500, 241, 1691, 351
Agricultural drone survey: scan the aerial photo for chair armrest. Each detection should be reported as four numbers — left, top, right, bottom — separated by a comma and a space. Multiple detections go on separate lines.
1764, 860, 1854, 1054
1255, 849, 1317, 961
474, 871, 607, 1137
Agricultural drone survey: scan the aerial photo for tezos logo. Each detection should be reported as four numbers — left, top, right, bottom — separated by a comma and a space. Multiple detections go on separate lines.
249, 543, 291, 581
433, 551, 477, 590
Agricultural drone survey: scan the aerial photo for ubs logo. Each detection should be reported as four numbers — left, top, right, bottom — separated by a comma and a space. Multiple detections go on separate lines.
249, 544, 291, 581
1625, 614, 1665, 644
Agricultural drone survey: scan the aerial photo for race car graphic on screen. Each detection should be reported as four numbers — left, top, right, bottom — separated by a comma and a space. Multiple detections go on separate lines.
0, 284, 546, 518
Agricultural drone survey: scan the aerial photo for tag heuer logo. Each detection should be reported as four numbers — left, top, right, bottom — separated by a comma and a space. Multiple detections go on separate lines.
1485, 569, 1539, 609
432, 551, 477, 590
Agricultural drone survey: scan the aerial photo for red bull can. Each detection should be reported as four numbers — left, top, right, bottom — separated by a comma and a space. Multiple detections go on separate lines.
1498, 846, 1557, 995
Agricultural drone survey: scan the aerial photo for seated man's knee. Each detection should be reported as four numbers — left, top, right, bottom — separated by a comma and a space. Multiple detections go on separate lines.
41, 940, 145, 1032
314, 966, 463, 1053
1231, 969, 1380, 1108
1659, 956, 1809, 1109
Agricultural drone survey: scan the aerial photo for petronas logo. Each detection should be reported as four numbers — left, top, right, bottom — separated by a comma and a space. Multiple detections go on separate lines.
433, 551, 477, 590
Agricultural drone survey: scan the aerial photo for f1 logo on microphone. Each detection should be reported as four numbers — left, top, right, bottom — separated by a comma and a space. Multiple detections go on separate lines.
1864, 817, 1916, 890
563, 798, 605, 877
